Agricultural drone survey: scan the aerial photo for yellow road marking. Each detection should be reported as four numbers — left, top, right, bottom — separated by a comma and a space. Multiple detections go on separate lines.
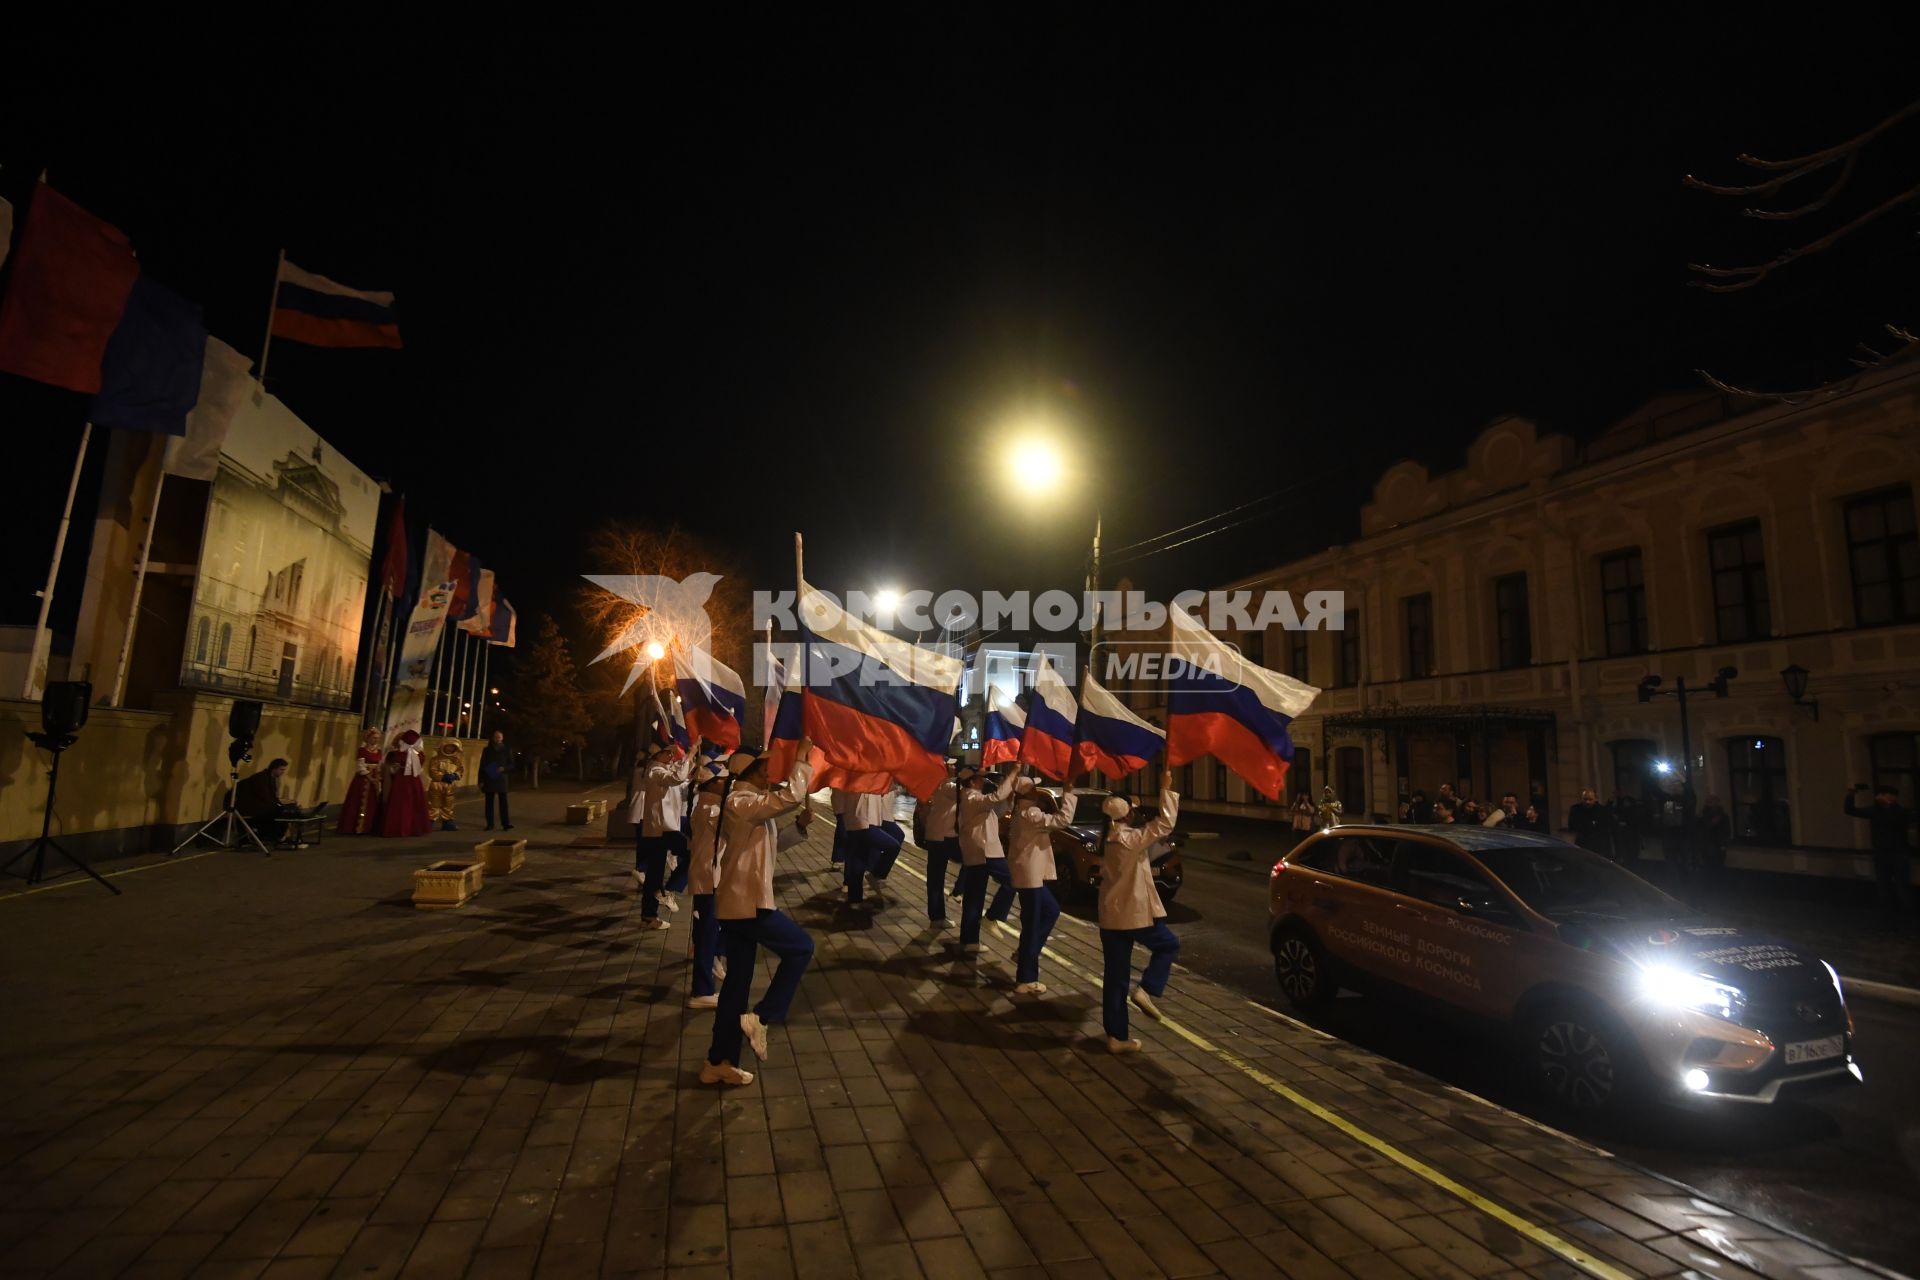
0, 849, 223, 900
885, 847, 1634, 1280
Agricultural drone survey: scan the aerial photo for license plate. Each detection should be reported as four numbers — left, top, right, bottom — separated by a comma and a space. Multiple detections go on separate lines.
1783, 1035, 1844, 1065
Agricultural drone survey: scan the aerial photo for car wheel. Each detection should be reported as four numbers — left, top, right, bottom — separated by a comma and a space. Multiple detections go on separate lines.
1157, 885, 1178, 909
1523, 1002, 1637, 1113
1272, 927, 1333, 1010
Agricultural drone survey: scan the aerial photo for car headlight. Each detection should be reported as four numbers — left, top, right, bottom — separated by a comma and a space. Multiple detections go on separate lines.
1637, 964, 1744, 1022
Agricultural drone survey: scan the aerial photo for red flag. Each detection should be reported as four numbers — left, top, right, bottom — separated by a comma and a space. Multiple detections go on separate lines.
380, 496, 409, 599
0, 186, 139, 393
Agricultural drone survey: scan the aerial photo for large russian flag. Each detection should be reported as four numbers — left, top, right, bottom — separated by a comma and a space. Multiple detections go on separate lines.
1165, 605, 1320, 800
1074, 673, 1164, 782
1019, 653, 1077, 781
798, 579, 961, 800
272, 259, 403, 350
675, 649, 747, 750
766, 642, 892, 793
981, 691, 1025, 767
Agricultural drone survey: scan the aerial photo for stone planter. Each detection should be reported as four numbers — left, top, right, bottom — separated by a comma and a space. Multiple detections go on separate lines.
413, 859, 484, 909
565, 798, 608, 825
475, 838, 526, 876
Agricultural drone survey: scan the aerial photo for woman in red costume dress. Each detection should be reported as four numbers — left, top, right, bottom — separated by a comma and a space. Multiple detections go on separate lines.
379, 729, 432, 837
338, 728, 385, 835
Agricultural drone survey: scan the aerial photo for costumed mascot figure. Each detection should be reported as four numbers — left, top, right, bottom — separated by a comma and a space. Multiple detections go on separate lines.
380, 730, 432, 837
1316, 784, 1344, 830
337, 728, 384, 835
427, 741, 464, 831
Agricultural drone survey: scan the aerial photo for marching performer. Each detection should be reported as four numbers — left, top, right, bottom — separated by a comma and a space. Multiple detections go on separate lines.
956, 766, 1018, 954
1006, 777, 1080, 994
1098, 770, 1182, 1052
337, 728, 384, 835
628, 735, 703, 928
843, 788, 891, 906
920, 764, 966, 926
686, 762, 728, 1008
702, 740, 817, 1087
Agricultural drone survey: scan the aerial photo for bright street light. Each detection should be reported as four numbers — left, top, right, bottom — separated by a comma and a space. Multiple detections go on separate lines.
874, 588, 900, 614
644, 640, 667, 661
1008, 435, 1065, 494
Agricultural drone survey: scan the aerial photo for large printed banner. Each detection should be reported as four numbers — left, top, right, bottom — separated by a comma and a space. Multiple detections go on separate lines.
385, 529, 456, 738
180, 389, 378, 709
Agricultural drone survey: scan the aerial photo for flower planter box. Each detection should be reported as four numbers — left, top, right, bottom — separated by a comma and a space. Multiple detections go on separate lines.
565, 799, 608, 825
413, 859, 484, 909
475, 838, 526, 876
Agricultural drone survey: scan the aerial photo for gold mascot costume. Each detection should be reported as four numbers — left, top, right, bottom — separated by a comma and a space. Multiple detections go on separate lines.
427, 741, 464, 831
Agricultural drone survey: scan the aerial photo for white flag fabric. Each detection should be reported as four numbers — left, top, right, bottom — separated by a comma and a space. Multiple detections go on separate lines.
163, 338, 253, 481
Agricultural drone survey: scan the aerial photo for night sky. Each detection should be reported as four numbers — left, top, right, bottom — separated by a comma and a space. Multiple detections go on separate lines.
4, 17, 1916, 659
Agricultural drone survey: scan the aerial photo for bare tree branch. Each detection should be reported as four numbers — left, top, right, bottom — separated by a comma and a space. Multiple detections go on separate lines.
1686, 181, 1920, 291
1695, 324, 1919, 402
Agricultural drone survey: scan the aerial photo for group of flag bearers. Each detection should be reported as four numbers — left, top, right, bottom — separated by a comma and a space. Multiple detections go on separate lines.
602, 554, 1319, 1087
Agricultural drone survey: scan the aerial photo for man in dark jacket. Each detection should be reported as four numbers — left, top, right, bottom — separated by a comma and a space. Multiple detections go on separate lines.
1845, 785, 1915, 929
1565, 788, 1614, 858
480, 730, 514, 831
236, 758, 297, 846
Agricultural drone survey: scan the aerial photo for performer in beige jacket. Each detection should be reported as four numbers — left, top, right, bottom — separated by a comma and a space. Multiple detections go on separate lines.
1006, 777, 1080, 995
1098, 768, 1181, 1053
956, 766, 1018, 954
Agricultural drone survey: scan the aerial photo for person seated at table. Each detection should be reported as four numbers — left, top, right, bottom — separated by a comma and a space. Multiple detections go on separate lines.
236, 758, 316, 846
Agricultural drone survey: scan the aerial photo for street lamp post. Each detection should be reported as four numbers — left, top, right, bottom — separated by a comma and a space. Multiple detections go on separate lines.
1638, 666, 1736, 903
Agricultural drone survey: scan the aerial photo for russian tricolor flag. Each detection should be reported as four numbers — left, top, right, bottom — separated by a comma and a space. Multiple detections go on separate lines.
765, 640, 894, 793
1165, 605, 1320, 800
272, 260, 402, 350
1074, 673, 1164, 782
981, 690, 1025, 767
675, 649, 747, 751
1019, 653, 1077, 781
799, 580, 961, 799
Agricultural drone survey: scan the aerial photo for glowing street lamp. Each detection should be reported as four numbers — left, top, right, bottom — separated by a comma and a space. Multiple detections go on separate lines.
874, 588, 900, 615
644, 640, 667, 661
1009, 435, 1065, 494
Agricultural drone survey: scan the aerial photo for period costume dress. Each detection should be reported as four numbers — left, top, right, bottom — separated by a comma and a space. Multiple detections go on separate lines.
426, 741, 464, 831
338, 729, 384, 835
379, 730, 432, 837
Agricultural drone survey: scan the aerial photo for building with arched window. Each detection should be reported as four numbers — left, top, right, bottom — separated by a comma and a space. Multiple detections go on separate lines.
1188, 362, 1920, 877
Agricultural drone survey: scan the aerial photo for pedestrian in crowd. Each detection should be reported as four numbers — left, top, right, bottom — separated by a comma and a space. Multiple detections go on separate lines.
426, 741, 464, 832
1482, 792, 1519, 828
919, 763, 966, 927
1460, 798, 1482, 824
479, 729, 513, 831
1565, 787, 1614, 859
1611, 790, 1643, 865
1698, 794, 1732, 892
338, 728, 384, 835
628, 735, 702, 927
685, 762, 729, 1009
1007, 777, 1081, 995
957, 766, 1019, 954
1099, 767, 1182, 1054
1407, 789, 1433, 824
1432, 799, 1457, 824
842, 788, 891, 907
1844, 784, 1916, 930
1437, 782, 1459, 813
702, 742, 817, 1087
1289, 792, 1317, 842
1522, 803, 1545, 832
380, 730, 431, 837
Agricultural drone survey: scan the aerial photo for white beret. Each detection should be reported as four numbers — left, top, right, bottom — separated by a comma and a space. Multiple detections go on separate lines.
1102, 795, 1131, 821
1013, 777, 1036, 795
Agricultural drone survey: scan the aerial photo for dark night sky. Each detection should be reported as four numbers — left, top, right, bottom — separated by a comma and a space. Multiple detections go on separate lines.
3, 15, 1916, 651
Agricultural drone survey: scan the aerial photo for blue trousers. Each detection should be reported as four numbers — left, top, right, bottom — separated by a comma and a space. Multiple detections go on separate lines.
925, 838, 960, 920
831, 815, 846, 864
958, 859, 1017, 945
843, 830, 872, 903
691, 893, 721, 997
663, 829, 690, 894
707, 910, 814, 1066
634, 834, 667, 920
1015, 885, 1060, 984
869, 821, 904, 881
1101, 923, 1179, 1039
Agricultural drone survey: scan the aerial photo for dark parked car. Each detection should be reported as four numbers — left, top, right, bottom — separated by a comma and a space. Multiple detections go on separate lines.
1042, 788, 1184, 907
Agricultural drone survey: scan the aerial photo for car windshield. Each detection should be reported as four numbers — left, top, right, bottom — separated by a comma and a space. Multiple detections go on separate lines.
1471, 843, 1679, 920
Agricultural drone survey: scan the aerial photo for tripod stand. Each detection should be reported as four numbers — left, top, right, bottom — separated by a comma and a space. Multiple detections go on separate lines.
171, 762, 272, 858
3, 733, 121, 895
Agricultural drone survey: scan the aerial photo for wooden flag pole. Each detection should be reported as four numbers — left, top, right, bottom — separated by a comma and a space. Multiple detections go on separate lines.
257, 249, 285, 386
23, 422, 92, 700
107, 462, 168, 706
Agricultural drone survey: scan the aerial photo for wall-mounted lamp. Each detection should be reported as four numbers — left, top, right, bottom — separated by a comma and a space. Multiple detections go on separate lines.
1780, 664, 1820, 721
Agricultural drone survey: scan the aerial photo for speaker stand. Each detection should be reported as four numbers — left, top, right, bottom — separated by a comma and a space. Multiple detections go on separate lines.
3, 736, 120, 895
170, 768, 272, 858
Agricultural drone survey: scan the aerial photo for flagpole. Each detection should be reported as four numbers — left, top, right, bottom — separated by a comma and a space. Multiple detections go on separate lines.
476, 643, 491, 738
23, 422, 93, 700
257, 249, 285, 386
107, 463, 168, 707
356, 588, 389, 722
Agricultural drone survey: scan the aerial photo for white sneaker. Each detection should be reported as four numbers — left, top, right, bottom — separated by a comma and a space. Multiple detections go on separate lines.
1130, 988, 1163, 1022
740, 1012, 770, 1060
689, 994, 719, 1009
961, 943, 983, 955
640, 918, 671, 932
1013, 982, 1049, 996
935, 917, 956, 930
714, 959, 727, 980
700, 1060, 754, 1086
660, 891, 679, 913
1107, 1036, 1144, 1055
629, 869, 644, 891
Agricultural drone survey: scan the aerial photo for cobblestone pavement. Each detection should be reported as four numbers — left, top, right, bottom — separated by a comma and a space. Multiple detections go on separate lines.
0, 785, 1905, 1279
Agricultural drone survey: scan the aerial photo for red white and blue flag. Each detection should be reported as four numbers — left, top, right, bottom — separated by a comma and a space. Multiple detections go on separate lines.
674, 648, 747, 751
981, 689, 1025, 768
1074, 673, 1164, 782
765, 642, 891, 793
1019, 653, 1077, 781
798, 578, 962, 800
271, 259, 402, 350
1165, 605, 1319, 800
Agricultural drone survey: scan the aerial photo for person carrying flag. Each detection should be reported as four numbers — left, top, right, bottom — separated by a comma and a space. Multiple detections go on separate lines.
702, 740, 817, 1088
1006, 776, 1081, 994
843, 788, 892, 907
920, 763, 966, 926
956, 766, 1019, 954
1098, 769, 1182, 1053
628, 734, 703, 927
685, 762, 729, 1008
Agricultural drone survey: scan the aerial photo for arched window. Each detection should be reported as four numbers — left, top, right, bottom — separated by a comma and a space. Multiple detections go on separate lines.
1869, 732, 1920, 808
194, 617, 210, 663
1725, 736, 1790, 846
217, 623, 232, 668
